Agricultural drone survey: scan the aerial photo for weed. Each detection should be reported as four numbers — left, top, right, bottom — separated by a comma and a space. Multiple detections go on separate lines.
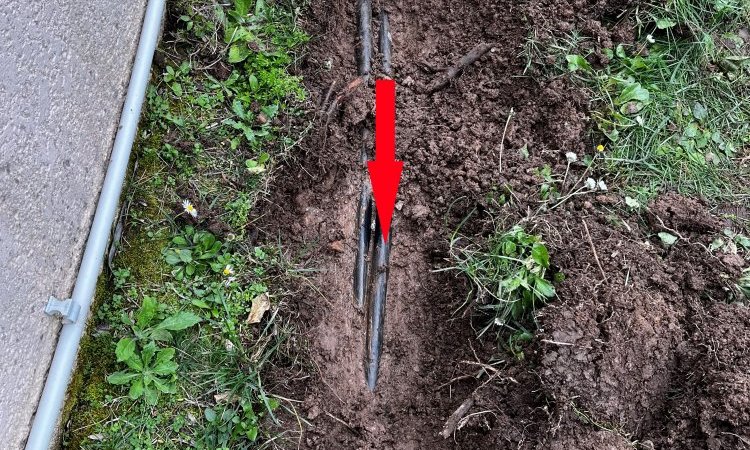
107, 297, 201, 405
162, 226, 230, 280
448, 224, 557, 339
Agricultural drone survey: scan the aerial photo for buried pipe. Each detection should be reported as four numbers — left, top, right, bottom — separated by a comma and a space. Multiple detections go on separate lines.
353, 0, 374, 307
365, 220, 392, 390
364, 10, 394, 391
354, 128, 373, 308
25, 0, 165, 448
379, 10, 392, 77
356, 0, 373, 78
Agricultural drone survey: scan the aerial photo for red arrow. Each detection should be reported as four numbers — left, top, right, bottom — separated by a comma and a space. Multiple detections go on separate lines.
368, 79, 403, 243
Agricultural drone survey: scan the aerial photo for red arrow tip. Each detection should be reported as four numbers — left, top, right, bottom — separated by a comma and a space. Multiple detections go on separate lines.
368, 160, 403, 242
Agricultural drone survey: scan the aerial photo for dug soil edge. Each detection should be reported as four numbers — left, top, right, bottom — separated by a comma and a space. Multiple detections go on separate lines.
265, 1, 750, 448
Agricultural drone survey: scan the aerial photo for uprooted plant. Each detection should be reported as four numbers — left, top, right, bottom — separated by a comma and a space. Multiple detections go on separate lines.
446, 223, 559, 340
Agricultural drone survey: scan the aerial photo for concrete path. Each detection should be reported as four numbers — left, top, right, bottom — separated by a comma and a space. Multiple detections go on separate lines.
0, 1, 147, 447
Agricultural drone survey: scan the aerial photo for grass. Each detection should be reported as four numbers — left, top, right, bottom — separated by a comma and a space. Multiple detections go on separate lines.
62, 1, 308, 448
524, 0, 750, 202
444, 215, 559, 348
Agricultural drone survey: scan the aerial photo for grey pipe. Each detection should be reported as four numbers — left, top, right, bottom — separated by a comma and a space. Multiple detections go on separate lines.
25, 0, 165, 448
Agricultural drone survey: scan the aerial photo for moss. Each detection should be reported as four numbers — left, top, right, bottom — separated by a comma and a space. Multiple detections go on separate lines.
62, 134, 170, 448
117, 141, 171, 285
62, 275, 118, 448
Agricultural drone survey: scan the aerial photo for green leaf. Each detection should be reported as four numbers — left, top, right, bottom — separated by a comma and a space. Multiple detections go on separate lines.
246, 425, 259, 441
683, 122, 699, 138
254, 0, 266, 15
136, 296, 158, 328
503, 276, 522, 293
518, 143, 529, 159
156, 311, 202, 331
164, 250, 181, 265
152, 377, 176, 394
152, 348, 178, 376
692, 102, 708, 121
709, 237, 725, 251
531, 243, 550, 268
615, 44, 627, 59
228, 44, 251, 63
107, 371, 138, 385
534, 278, 556, 298
192, 299, 211, 309
267, 397, 280, 410
124, 355, 144, 372
115, 338, 136, 363
565, 54, 591, 72
178, 249, 193, 263
128, 379, 144, 399
658, 232, 678, 246
141, 341, 157, 367
736, 235, 750, 249
656, 18, 677, 29
153, 360, 179, 376
616, 83, 650, 105
232, 99, 245, 119
205, 407, 217, 422
172, 235, 189, 246
144, 386, 159, 406
233, 0, 251, 15
149, 328, 173, 342
171, 83, 182, 97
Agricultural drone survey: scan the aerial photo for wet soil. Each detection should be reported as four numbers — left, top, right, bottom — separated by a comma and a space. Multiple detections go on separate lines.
266, 0, 750, 448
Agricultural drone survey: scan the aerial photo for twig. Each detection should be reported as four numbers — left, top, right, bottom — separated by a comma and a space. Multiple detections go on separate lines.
325, 411, 361, 436
319, 80, 337, 113
427, 43, 495, 93
440, 370, 503, 439
541, 339, 574, 346
499, 108, 514, 174
441, 398, 475, 438
719, 431, 750, 446
582, 219, 606, 282
325, 76, 365, 118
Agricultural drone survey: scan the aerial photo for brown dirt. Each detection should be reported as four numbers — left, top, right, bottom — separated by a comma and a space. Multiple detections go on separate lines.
264, 0, 750, 449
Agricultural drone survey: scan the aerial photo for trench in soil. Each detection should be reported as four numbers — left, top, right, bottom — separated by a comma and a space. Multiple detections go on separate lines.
266, 0, 750, 449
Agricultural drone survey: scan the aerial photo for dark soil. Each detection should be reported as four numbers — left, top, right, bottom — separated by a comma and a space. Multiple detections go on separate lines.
265, 0, 750, 449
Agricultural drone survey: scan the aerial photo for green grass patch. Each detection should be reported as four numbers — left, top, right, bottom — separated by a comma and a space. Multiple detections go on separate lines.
63, 1, 307, 448
527, 0, 750, 201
